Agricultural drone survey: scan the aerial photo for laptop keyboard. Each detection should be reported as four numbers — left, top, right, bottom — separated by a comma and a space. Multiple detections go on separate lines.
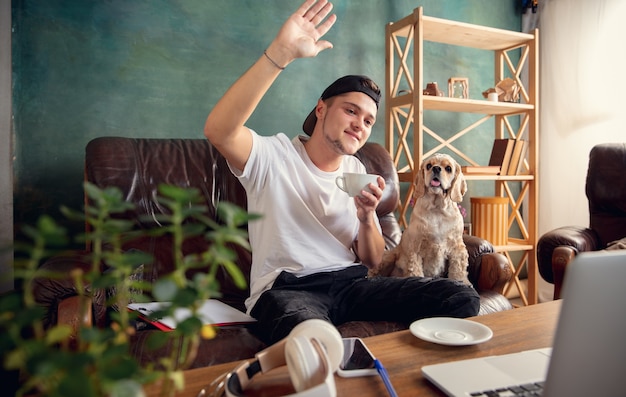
470, 381, 544, 396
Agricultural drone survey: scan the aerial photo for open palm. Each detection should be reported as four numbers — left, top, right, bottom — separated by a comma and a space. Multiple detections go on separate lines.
273, 0, 337, 60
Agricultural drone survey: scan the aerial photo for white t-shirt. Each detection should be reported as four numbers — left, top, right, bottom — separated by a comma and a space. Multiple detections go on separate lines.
229, 130, 381, 313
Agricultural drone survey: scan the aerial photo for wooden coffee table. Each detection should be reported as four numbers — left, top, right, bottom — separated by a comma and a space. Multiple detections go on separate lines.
146, 300, 561, 397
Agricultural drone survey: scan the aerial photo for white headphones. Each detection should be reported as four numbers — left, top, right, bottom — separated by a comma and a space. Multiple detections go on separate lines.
224, 319, 344, 397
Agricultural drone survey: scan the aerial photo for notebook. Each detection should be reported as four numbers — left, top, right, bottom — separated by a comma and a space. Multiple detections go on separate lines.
127, 299, 256, 331
422, 250, 626, 397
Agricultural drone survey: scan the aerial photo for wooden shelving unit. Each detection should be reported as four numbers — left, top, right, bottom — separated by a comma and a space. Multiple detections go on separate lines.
385, 8, 539, 305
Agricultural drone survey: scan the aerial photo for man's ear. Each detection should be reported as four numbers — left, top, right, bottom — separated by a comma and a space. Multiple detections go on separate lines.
315, 98, 327, 120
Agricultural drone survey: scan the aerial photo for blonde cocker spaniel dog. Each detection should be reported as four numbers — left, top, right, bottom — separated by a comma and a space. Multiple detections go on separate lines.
370, 153, 471, 285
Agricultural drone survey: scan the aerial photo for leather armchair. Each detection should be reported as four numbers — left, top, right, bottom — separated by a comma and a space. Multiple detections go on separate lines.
33, 137, 512, 368
537, 143, 626, 299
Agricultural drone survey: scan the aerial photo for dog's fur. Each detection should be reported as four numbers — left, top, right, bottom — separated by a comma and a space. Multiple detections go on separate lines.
370, 153, 471, 285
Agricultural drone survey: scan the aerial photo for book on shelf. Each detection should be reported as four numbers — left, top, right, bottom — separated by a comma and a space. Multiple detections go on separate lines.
127, 299, 256, 331
461, 165, 501, 174
488, 139, 516, 175
506, 139, 529, 175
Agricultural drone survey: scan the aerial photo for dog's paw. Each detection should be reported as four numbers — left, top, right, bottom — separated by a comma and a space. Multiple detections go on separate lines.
452, 274, 473, 287
461, 277, 473, 287
446, 268, 472, 287
390, 260, 424, 278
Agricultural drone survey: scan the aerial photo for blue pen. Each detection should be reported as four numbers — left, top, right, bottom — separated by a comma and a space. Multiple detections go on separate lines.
374, 358, 398, 397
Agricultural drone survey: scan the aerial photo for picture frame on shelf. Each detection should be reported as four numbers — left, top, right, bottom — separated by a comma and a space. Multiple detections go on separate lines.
448, 77, 469, 99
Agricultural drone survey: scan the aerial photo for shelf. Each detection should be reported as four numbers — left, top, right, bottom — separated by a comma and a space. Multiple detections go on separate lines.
462, 174, 534, 181
492, 242, 535, 252
391, 13, 535, 50
385, 7, 539, 305
425, 96, 533, 114
390, 94, 534, 115
423, 16, 535, 50
398, 172, 533, 183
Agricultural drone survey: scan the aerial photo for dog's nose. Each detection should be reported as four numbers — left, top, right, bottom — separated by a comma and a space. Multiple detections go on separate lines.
433, 166, 441, 174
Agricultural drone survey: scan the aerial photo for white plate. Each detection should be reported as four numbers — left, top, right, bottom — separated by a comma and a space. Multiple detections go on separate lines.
409, 317, 493, 346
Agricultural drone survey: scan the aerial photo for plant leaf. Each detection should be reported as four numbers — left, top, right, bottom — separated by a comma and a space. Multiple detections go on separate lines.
109, 379, 146, 397
153, 278, 178, 302
45, 325, 73, 345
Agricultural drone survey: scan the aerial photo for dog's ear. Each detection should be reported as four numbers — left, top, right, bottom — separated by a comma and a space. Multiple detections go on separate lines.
412, 160, 427, 202
450, 162, 467, 203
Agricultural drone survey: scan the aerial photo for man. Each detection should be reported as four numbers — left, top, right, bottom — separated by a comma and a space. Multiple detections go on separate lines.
205, 0, 479, 344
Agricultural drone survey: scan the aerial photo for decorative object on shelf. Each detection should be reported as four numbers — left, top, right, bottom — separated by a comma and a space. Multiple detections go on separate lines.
463, 138, 517, 175
423, 82, 444, 96
495, 78, 520, 102
505, 139, 529, 175
482, 78, 520, 102
482, 87, 497, 99
470, 196, 509, 246
448, 77, 469, 99
489, 138, 516, 174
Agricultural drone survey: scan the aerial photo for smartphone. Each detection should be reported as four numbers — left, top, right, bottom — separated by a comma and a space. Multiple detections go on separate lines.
337, 337, 378, 377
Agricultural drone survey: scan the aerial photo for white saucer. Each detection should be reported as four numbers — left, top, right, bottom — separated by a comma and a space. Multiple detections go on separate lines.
409, 317, 493, 346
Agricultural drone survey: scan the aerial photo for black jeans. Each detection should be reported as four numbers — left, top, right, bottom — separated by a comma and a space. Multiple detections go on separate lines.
250, 265, 480, 344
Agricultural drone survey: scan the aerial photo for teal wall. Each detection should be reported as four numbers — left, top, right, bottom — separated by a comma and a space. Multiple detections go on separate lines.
12, 0, 520, 231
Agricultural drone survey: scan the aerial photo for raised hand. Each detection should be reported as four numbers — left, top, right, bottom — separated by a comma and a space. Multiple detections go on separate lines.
205, 0, 338, 171
268, 0, 337, 66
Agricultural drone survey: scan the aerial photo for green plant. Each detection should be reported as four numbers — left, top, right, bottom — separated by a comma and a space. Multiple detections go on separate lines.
1, 182, 258, 397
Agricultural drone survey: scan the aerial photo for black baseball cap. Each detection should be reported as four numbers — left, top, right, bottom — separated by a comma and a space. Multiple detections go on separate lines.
302, 75, 381, 136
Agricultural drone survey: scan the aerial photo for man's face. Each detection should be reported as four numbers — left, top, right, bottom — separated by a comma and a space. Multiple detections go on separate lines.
317, 91, 377, 156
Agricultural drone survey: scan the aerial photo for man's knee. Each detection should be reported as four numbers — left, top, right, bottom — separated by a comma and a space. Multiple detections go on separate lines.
253, 308, 329, 345
251, 290, 330, 344
444, 283, 481, 318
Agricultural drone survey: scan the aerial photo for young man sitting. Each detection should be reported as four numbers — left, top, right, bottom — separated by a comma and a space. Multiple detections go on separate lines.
204, 0, 479, 344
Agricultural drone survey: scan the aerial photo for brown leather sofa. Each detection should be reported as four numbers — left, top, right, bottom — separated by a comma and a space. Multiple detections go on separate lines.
537, 143, 626, 299
33, 137, 513, 369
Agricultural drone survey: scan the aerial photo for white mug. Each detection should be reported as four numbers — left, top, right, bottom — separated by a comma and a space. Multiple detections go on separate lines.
335, 173, 380, 197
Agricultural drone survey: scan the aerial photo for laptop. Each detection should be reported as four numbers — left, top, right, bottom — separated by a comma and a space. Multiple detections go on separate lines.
422, 250, 626, 397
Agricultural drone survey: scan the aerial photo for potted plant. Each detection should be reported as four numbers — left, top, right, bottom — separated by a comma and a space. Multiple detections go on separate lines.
1, 182, 258, 397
